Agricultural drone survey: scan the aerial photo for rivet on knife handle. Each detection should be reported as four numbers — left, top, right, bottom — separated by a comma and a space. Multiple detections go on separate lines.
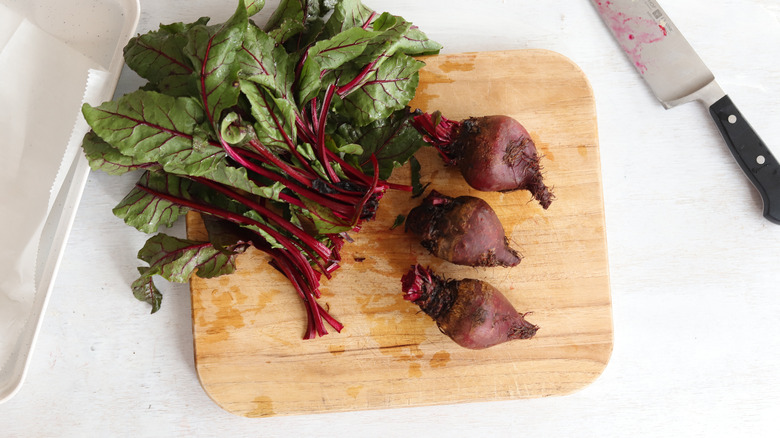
709, 95, 780, 224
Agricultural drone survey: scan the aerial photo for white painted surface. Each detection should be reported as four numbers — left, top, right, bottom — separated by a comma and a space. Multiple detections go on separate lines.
2, 1, 780, 436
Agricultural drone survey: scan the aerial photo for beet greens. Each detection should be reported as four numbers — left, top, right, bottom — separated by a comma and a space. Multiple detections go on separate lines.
81, 0, 440, 338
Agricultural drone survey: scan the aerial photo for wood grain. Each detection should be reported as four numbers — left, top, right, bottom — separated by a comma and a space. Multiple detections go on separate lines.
187, 50, 612, 418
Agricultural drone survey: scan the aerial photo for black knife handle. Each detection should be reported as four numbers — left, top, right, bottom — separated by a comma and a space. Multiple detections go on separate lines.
709, 95, 780, 224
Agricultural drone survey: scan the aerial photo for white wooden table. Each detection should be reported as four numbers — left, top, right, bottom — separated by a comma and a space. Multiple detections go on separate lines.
3, 1, 780, 436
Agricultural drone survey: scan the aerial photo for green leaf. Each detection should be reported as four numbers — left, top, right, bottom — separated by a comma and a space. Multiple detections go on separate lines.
264, 0, 336, 48
300, 197, 353, 234
332, 108, 426, 179
113, 171, 191, 233
200, 160, 286, 200
264, 0, 304, 32
294, 15, 329, 51
321, 0, 339, 11
335, 143, 363, 155
201, 215, 256, 254
322, 0, 375, 37
409, 155, 429, 197
131, 232, 249, 312
297, 12, 417, 105
352, 12, 412, 64
264, 0, 312, 44
240, 80, 298, 150
397, 25, 442, 56
132, 267, 163, 313
237, 26, 295, 100
183, 0, 248, 125
265, 0, 326, 32
137, 233, 246, 282
266, 17, 305, 45
220, 112, 250, 145
123, 18, 207, 97
294, 142, 331, 180
177, 177, 286, 250
81, 90, 225, 176
245, 0, 265, 16
391, 214, 405, 230
81, 131, 157, 175
295, 58, 324, 107
334, 52, 424, 126
297, 26, 378, 103
242, 210, 285, 249
309, 26, 379, 71
364, 13, 441, 58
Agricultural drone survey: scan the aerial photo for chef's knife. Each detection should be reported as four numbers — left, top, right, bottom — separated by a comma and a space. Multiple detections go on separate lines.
591, 0, 780, 224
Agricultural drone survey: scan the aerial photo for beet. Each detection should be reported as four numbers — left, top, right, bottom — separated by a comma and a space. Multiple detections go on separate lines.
406, 190, 521, 267
413, 112, 553, 209
401, 265, 538, 349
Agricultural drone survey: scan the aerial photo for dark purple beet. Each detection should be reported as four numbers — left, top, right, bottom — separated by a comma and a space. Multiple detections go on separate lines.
406, 190, 521, 267
412, 112, 553, 209
401, 264, 538, 349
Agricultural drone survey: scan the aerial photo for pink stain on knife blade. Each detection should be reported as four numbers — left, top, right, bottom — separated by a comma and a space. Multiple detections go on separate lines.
596, 0, 667, 73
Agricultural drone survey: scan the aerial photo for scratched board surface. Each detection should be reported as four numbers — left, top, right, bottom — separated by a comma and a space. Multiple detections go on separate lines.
187, 50, 613, 418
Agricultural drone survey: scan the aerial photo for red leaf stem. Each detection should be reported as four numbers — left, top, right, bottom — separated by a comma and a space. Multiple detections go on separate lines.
351, 155, 382, 226
192, 177, 332, 262
362, 12, 378, 30
336, 59, 378, 98
247, 139, 314, 186
257, 90, 318, 176
294, 113, 317, 144
317, 84, 340, 183
135, 183, 320, 288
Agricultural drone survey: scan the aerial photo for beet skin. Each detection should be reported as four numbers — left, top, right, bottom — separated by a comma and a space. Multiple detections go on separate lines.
413, 112, 553, 209
406, 190, 521, 267
401, 265, 538, 349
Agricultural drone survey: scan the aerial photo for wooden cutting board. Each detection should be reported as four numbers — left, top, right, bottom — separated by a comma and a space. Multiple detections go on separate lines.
187, 50, 612, 418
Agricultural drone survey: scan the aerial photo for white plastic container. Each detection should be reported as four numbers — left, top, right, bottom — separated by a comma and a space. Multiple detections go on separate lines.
0, 0, 140, 404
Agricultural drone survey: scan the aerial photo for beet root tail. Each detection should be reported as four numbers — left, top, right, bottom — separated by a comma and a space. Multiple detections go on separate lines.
526, 172, 553, 210
492, 238, 522, 267
509, 312, 540, 340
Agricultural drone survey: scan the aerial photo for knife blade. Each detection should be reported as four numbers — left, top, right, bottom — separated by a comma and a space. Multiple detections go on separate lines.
591, 0, 780, 224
